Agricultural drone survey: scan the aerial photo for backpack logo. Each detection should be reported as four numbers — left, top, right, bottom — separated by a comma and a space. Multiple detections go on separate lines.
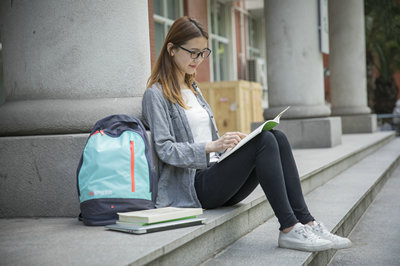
88, 190, 112, 197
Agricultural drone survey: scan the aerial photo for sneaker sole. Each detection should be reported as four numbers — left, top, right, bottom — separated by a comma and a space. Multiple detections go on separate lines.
332, 241, 352, 249
279, 240, 333, 252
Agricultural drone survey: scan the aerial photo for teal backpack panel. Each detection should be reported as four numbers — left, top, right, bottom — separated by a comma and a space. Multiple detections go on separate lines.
79, 131, 152, 203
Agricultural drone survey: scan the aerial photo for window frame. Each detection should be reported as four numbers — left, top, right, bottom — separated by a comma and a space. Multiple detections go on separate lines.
247, 16, 262, 59
153, 0, 184, 58
208, 0, 234, 82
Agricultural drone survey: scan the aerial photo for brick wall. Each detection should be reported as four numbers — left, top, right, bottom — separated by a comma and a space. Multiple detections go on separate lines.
184, 0, 210, 82
147, 0, 211, 82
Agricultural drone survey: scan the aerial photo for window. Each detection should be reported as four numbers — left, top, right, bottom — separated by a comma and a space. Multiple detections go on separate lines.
248, 17, 262, 59
209, 1, 232, 81
153, 0, 183, 58
246, 14, 268, 108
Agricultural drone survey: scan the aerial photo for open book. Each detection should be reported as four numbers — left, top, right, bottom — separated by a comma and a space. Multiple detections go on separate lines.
217, 106, 290, 163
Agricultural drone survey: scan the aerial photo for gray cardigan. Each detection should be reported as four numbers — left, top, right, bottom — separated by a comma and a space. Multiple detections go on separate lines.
142, 82, 220, 208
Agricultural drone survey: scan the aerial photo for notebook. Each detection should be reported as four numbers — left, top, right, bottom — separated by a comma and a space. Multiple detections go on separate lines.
104, 217, 206, 234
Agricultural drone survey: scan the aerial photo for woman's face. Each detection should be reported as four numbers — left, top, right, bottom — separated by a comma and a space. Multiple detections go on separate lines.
170, 36, 209, 77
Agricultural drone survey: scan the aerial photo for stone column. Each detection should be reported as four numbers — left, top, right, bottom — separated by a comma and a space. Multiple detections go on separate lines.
329, 0, 376, 133
0, 0, 150, 217
0, 0, 150, 135
263, 0, 341, 148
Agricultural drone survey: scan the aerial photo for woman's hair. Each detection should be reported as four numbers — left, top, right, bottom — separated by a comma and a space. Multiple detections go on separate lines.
147, 16, 209, 108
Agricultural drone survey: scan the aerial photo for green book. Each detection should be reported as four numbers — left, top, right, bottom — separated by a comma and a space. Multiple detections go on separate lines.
217, 106, 290, 163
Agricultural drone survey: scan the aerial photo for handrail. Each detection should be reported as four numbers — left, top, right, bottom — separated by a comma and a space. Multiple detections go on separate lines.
376, 114, 400, 119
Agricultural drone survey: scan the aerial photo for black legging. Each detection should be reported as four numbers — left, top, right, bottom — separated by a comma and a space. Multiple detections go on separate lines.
195, 129, 314, 231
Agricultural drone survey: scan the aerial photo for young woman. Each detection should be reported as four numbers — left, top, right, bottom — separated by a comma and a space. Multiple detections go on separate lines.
142, 16, 351, 252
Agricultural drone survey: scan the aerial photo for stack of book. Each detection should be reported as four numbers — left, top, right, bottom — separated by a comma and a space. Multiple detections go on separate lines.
105, 207, 205, 234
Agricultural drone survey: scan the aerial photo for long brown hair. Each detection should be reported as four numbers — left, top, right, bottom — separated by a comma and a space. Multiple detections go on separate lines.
147, 16, 209, 108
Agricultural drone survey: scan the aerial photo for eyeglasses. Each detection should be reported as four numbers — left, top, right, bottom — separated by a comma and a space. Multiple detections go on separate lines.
176, 44, 212, 59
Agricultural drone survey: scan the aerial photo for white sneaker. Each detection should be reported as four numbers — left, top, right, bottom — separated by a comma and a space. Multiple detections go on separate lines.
278, 223, 333, 252
307, 221, 352, 249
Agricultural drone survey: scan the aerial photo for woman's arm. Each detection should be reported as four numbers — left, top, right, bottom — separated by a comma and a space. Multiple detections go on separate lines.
142, 86, 209, 169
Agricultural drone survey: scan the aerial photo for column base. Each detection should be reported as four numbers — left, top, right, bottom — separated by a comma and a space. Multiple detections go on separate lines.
264, 104, 331, 119
340, 114, 377, 134
0, 134, 87, 217
252, 117, 342, 148
331, 106, 371, 116
0, 132, 158, 218
0, 97, 143, 136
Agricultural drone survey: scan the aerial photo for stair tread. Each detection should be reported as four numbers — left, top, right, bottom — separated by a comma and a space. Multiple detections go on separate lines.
202, 137, 400, 266
330, 162, 400, 265
0, 132, 396, 266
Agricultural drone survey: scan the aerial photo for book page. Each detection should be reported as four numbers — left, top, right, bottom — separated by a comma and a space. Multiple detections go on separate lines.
217, 106, 290, 163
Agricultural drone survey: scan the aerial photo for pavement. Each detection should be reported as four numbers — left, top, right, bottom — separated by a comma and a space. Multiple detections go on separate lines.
329, 164, 400, 266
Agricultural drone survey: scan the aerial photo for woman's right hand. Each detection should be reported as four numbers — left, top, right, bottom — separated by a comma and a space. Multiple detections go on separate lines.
206, 132, 247, 153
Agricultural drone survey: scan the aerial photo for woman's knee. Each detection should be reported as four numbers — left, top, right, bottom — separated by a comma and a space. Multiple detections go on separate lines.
271, 129, 291, 146
271, 129, 286, 139
258, 130, 279, 150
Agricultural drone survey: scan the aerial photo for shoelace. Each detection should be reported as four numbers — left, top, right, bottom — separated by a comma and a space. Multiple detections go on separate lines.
295, 225, 320, 242
313, 222, 338, 240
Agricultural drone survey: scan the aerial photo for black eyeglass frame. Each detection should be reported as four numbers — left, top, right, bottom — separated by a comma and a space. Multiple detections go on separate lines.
176, 44, 212, 59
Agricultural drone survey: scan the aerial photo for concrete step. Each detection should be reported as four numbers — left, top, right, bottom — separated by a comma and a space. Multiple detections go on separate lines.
201, 137, 400, 266
0, 132, 396, 266
0, 130, 393, 218
329, 163, 400, 266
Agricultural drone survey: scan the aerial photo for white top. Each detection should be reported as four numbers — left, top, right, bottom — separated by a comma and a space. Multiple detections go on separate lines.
181, 89, 218, 162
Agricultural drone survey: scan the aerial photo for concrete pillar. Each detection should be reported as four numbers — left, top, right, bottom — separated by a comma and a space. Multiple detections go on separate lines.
0, 0, 150, 217
0, 0, 150, 135
329, 0, 376, 133
263, 0, 341, 148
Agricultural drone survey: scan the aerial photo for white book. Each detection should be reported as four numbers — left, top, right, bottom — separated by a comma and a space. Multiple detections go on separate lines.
117, 207, 203, 224
217, 106, 290, 163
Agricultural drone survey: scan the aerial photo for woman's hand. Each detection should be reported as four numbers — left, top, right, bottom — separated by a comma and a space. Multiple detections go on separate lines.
206, 132, 247, 153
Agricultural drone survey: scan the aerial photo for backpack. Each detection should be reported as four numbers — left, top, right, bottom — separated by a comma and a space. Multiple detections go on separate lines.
76, 114, 157, 226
